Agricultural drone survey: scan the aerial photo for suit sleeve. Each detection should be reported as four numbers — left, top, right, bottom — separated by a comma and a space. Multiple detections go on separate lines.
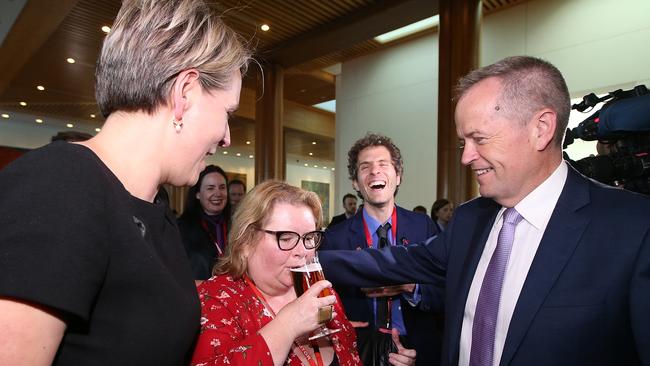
320, 226, 448, 289
411, 216, 445, 312
630, 227, 650, 364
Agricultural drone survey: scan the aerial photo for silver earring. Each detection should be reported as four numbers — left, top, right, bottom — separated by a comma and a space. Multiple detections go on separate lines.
172, 119, 183, 133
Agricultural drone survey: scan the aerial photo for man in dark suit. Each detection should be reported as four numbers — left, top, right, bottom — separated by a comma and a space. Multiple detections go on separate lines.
321, 133, 443, 366
320, 56, 650, 366
328, 193, 358, 228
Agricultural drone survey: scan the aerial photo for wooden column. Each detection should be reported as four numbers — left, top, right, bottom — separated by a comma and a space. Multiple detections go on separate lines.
437, 0, 481, 205
255, 63, 285, 183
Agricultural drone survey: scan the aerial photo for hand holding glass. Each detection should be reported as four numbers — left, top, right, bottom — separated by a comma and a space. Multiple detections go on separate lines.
291, 252, 340, 340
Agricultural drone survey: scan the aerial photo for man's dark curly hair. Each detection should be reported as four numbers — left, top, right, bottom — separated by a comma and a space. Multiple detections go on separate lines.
347, 133, 404, 183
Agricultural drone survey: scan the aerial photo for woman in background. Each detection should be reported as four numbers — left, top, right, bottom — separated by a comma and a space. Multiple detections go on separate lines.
191, 181, 364, 366
431, 199, 454, 232
0, 0, 250, 364
179, 164, 231, 280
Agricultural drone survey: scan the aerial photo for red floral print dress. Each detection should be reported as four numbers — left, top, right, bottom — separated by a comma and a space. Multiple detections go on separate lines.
191, 275, 361, 366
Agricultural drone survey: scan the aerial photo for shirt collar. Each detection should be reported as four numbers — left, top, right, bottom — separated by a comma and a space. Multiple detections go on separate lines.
362, 206, 393, 243
509, 160, 568, 230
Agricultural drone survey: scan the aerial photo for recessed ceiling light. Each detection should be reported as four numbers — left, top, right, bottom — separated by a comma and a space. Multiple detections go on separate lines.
36, 85, 45, 91
35, 118, 43, 123
66, 57, 76, 64
66, 123, 74, 128
323, 166, 327, 169
248, 155, 254, 159
304, 163, 308, 167
236, 153, 241, 157
19, 101, 27, 106
90, 114, 96, 118
308, 152, 313, 156
95, 128, 101, 132
311, 141, 317, 145
101, 25, 111, 33
314, 165, 318, 168
222, 151, 228, 155
245, 140, 251, 145
260, 24, 270, 32
331, 167, 335, 171
1, 113, 9, 118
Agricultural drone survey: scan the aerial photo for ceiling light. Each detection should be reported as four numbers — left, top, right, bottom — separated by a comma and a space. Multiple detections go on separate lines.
66, 57, 76, 64
36, 85, 45, 91
246, 140, 251, 145
236, 153, 241, 157
323, 166, 328, 169
374, 15, 439, 44
1, 113, 9, 118
35, 118, 43, 123
309, 152, 313, 156
311, 141, 317, 145
95, 128, 101, 132
304, 163, 308, 167
101, 25, 111, 33
66, 123, 74, 128
222, 151, 228, 155
314, 165, 318, 168
248, 155, 254, 159
19, 101, 27, 106
260, 24, 270, 32
90, 114, 96, 118
331, 168, 335, 171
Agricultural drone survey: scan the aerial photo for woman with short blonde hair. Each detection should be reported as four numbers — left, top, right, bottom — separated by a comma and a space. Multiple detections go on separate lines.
0, 0, 251, 364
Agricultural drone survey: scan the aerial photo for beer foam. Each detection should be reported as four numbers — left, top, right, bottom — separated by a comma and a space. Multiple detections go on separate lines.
290, 262, 322, 272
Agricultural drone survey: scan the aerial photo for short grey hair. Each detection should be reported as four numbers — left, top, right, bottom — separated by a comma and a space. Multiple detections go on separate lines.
95, 0, 252, 118
456, 56, 571, 147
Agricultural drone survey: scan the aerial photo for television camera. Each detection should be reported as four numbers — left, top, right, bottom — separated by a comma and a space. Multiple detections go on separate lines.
563, 85, 650, 195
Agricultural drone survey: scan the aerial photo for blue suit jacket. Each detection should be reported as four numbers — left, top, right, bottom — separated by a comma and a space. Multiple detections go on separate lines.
321, 205, 444, 365
320, 166, 650, 366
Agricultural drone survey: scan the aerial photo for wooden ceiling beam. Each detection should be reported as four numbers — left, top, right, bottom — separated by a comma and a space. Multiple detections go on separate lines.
0, 0, 80, 95
267, 0, 439, 68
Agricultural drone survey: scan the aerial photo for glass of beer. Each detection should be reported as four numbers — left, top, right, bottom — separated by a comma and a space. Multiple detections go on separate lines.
291, 252, 341, 340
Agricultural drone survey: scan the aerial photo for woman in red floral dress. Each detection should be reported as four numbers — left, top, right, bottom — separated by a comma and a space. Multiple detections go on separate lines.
190, 181, 362, 366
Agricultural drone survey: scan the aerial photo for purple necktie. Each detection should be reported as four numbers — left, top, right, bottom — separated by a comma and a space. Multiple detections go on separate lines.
469, 208, 523, 366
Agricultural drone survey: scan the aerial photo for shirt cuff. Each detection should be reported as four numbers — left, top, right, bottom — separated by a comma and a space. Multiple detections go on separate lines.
402, 284, 421, 306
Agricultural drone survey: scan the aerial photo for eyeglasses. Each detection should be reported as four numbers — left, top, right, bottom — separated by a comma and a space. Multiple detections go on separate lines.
259, 229, 325, 251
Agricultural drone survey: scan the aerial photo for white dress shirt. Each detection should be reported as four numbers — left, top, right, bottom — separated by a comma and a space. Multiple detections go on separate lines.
459, 161, 568, 366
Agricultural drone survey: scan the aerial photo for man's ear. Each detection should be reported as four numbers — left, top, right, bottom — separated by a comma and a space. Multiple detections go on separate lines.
533, 109, 557, 151
351, 180, 359, 192
171, 69, 201, 121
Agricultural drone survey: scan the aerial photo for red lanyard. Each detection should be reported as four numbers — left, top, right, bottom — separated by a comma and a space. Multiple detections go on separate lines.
200, 219, 228, 256
362, 206, 397, 247
243, 276, 324, 366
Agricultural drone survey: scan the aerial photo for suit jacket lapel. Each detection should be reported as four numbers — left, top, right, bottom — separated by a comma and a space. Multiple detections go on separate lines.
348, 211, 366, 250
447, 199, 500, 365
499, 168, 591, 365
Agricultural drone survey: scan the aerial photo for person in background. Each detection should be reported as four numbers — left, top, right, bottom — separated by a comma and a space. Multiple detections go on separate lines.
412, 205, 427, 215
328, 193, 358, 228
179, 165, 231, 281
228, 178, 246, 209
319, 56, 650, 366
0, 0, 250, 364
321, 133, 442, 366
191, 180, 368, 366
430, 199, 454, 232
